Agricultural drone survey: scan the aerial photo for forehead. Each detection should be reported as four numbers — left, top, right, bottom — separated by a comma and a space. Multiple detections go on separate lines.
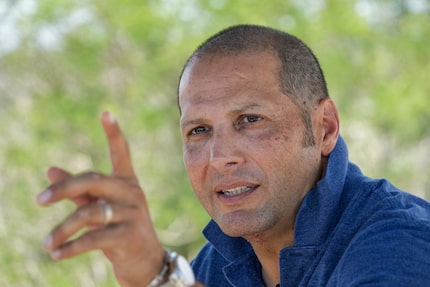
178, 52, 281, 111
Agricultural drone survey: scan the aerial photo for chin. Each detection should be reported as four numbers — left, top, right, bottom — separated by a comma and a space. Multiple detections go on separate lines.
217, 220, 265, 238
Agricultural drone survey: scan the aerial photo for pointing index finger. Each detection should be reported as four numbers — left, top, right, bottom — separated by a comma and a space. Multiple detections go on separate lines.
101, 112, 136, 178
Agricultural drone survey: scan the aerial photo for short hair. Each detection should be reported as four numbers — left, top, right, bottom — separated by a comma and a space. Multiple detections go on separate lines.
178, 24, 329, 146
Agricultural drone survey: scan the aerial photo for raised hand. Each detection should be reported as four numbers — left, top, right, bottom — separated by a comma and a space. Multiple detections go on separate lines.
37, 112, 165, 287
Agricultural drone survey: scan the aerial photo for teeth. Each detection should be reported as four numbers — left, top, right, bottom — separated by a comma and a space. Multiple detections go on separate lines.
222, 186, 251, 196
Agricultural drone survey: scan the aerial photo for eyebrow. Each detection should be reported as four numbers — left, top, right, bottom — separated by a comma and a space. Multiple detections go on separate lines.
180, 118, 206, 128
228, 103, 261, 115
180, 103, 263, 128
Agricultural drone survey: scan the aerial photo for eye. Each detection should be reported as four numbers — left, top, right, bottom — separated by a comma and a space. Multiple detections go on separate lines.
190, 126, 209, 135
240, 115, 262, 124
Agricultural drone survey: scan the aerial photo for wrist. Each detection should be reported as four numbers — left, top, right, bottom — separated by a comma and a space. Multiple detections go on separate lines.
147, 250, 171, 287
146, 250, 195, 287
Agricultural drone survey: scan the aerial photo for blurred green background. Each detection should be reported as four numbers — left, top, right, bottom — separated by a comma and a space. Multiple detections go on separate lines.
0, 0, 429, 286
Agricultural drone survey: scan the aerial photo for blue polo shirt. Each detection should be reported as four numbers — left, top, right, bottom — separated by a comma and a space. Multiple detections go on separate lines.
191, 136, 430, 286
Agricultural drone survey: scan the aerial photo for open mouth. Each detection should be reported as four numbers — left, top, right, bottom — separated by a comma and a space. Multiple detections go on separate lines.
217, 185, 258, 197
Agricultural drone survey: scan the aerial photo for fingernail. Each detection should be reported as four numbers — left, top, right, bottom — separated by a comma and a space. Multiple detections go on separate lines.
108, 112, 116, 124
51, 249, 61, 260
44, 234, 53, 249
37, 189, 52, 203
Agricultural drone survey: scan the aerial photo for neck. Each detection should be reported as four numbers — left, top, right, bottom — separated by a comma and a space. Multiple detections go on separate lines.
245, 228, 295, 287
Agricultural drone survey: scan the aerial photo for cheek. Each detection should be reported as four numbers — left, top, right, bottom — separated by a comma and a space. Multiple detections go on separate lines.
183, 142, 204, 164
183, 145, 207, 187
258, 131, 309, 178
183, 151, 213, 215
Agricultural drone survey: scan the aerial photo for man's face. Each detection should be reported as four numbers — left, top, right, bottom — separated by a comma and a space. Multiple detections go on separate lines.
179, 52, 325, 240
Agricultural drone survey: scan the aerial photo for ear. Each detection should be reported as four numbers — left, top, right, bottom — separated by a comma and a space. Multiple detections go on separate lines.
320, 98, 340, 157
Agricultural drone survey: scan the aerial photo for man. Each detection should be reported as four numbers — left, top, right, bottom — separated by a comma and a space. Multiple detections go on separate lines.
37, 25, 430, 286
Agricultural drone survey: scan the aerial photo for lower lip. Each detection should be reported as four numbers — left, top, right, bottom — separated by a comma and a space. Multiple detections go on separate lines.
217, 186, 258, 204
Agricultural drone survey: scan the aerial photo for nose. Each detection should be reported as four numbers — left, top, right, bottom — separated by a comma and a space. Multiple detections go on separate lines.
209, 130, 245, 173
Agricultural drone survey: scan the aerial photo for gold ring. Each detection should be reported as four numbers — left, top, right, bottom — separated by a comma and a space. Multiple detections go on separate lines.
101, 201, 113, 225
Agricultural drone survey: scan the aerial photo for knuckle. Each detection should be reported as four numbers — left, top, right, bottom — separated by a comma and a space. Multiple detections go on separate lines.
82, 171, 103, 179
68, 231, 100, 255
58, 240, 81, 259
76, 203, 99, 224
82, 231, 99, 247
76, 205, 90, 221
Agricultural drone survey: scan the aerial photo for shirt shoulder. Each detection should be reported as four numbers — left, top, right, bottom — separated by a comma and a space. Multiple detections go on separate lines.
330, 177, 430, 286
333, 216, 430, 286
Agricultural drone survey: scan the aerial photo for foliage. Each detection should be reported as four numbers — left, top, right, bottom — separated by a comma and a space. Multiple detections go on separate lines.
0, 0, 429, 285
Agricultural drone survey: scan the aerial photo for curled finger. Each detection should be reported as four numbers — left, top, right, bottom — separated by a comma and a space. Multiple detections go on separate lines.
47, 166, 71, 184
38, 171, 142, 207
44, 200, 126, 253
48, 225, 123, 260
